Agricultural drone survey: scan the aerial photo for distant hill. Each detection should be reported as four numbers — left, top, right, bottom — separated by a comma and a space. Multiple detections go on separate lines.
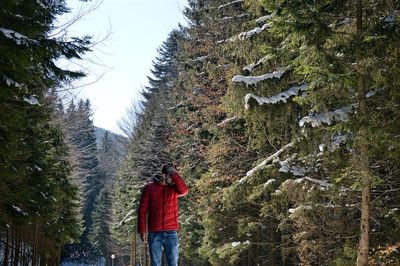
94, 126, 127, 152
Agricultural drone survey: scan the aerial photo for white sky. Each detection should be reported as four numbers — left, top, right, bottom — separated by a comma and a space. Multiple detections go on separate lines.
62, 0, 187, 134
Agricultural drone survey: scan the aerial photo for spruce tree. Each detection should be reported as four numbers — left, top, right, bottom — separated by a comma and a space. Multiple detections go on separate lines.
1, 0, 91, 264
61, 99, 104, 263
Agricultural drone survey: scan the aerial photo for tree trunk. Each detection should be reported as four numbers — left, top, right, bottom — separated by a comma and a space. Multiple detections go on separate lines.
355, 0, 371, 265
3, 226, 10, 266
13, 227, 20, 266
32, 220, 38, 266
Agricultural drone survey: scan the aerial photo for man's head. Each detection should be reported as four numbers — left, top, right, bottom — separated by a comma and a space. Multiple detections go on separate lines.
161, 163, 176, 185
161, 163, 175, 175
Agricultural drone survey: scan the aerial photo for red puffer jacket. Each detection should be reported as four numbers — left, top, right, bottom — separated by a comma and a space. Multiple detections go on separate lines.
137, 172, 189, 233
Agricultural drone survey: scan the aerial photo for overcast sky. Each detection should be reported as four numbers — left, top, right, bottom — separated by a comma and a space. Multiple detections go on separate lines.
62, 0, 187, 134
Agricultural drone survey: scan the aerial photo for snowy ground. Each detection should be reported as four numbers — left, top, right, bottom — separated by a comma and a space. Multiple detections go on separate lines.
61, 258, 105, 266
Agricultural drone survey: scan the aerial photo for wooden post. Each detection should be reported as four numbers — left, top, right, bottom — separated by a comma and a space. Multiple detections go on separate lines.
130, 234, 136, 266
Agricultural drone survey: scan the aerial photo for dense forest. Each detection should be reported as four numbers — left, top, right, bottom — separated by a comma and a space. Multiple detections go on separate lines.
113, 0, 400, 265
1, 0, 400, 265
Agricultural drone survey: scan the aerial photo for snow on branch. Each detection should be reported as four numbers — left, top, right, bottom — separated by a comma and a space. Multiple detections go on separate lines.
245, 83, 308, 109
118, 209, 135, 226
299, 88, 380, 128
218, 23, 270, 43
329, 17, 353, 28
221, 13, 248, 21
279, 159, 306, 176
36, 0, 46, 9
0, 27, 38, 45
217, 116, 238, 127
294, 176, 332, 188
264, 178, 276, 188
282, 175, 350, 193
240, 141, 294, 183
168, 102, 186, 110
231, 240, 250, 247
194, 55, 210, 62
255, 14, 274, 24
299, 106, 352, 128
232, 69, 285, 86
243, 55, 273, 72
288, 203, 342, 218
218, 0, 243, 10
23, 95, 40, 106
237, 23, 270, 40
3, 76, 22, 88
12, 205, 28, 216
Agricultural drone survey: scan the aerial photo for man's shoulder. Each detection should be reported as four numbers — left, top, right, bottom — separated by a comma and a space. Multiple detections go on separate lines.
145, 181, 155, 187
144, 181, 160, 190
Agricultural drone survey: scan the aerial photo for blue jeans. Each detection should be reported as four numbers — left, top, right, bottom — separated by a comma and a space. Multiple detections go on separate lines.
148, 231, 179, 266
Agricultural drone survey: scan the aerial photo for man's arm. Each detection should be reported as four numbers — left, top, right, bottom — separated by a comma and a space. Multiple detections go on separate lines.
169, 172, 189, 197
137, 185, 150, 240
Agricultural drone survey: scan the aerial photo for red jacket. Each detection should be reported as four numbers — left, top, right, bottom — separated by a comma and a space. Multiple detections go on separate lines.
138, 172, 188, 233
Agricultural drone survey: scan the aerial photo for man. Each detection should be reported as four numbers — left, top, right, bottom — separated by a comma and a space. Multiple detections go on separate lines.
137, 163, 189, 266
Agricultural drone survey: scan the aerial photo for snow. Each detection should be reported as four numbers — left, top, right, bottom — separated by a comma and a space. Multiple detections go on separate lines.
231, 241, 241, 247
366, 90, 376, 98
329, 17, 353, 28
281, 176, 332, 192
36, 0, 46, 9
288, 204, 340, 218
331, 134, 348, 149
232, 69, 285, 86
217, 116, 238, 126
289, 205, 312, 214
319, 144, 325, 152
255, 14, 274, 24
124, 216, 134, 223
23, 95, 40, 105
231, 241, 250, 247
384, 14, 397, 23
218, 0, 243, 9
12, 205, 28, 216
221, 13, 248, 21
240, 141, 294, 183
3, 76, 22, 88
220, 22, 270, 43
245, 83, 308, 109
118, 209, 135, 226
0, 27, 37, 45
62, 262, 104, 266
243, 55, 273, 72
238, 23, 270, 40
194, 55, 210, 62
299, 106, 352, 127
300, 177, 331, 188
279, 160, 306, 176
264, 179, 276, 188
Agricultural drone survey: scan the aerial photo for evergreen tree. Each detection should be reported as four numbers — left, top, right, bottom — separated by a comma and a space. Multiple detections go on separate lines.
61, 99, 104, 263
89, 186, 114, 261
0, 0, 91, 264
